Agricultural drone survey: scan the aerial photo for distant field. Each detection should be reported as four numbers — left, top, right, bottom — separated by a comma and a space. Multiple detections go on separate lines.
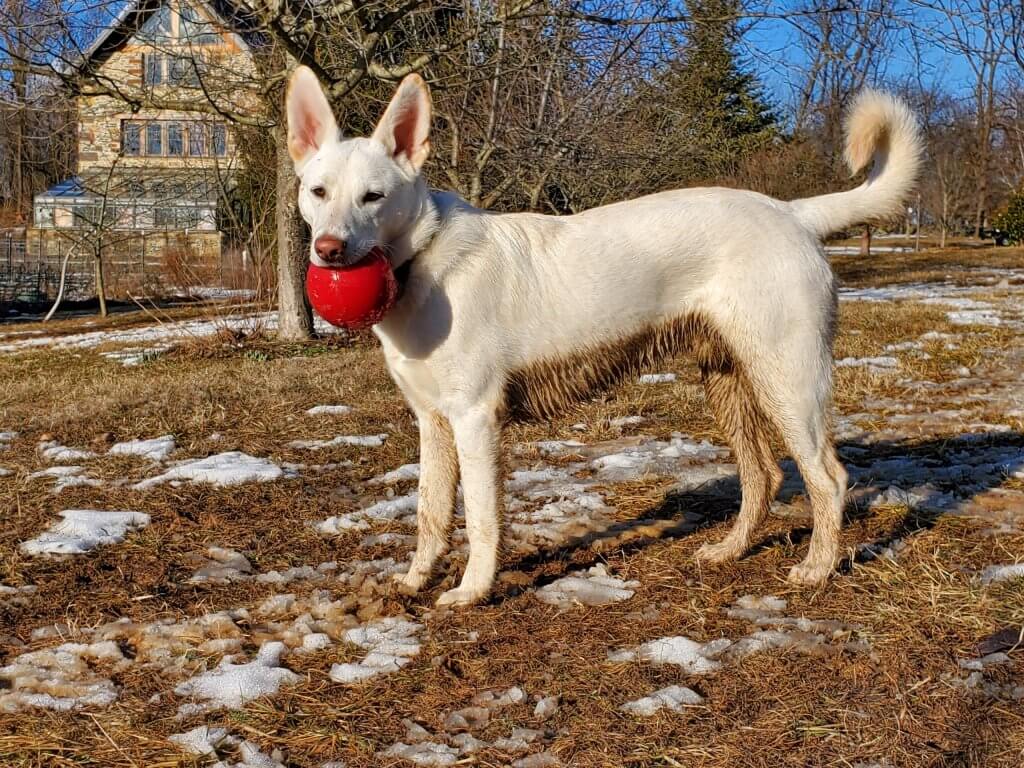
0, 246, 1022, 767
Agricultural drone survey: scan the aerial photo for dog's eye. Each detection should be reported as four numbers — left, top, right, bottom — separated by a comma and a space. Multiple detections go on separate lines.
362, 191, 385, 204
311, 186, 326, 199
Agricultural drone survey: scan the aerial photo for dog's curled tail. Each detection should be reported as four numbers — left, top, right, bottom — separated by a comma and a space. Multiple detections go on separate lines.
791, 90, 923, 239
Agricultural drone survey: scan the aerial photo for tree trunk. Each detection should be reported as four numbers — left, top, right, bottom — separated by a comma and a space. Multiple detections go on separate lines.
94, 251, 108, 317
859, 225, 871, 257
274, 125, 313, 340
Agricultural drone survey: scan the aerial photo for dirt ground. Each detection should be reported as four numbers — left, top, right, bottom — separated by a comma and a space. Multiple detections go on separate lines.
0, 246, 1022, 767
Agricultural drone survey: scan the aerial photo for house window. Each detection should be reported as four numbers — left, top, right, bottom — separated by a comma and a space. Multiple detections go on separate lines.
35, 205, 54, 228
143, 53, 164, 85
72, 204, 96, 228
188, 122, 205, 156
123, 122, 141, 156
146, 123, 162, 155
212, 124, 226, 156
167, 122, 184, 155
180, 4, 221, 45
154, 207, 176, 228
168, 56, 200, 87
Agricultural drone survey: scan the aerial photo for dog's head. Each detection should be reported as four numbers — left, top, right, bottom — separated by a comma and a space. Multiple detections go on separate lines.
286, 67, 432, 268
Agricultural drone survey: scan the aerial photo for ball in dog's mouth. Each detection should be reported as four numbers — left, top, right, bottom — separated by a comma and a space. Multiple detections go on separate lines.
306, 248, 399, 329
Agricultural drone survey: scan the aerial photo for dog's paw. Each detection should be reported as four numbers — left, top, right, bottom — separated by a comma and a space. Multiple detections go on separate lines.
435, 586, 486, 609
787, 559, 832, 586
392, 571, 427, 596
694, 539, 744, 564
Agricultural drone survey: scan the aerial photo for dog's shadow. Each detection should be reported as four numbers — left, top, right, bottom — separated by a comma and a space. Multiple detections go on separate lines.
485, 429, 1024, 603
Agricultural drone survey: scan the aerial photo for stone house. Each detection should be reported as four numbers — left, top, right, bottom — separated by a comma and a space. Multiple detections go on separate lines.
26, 0, 263, 293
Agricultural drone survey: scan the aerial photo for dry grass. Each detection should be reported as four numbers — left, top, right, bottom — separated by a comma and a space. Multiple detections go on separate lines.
0, 246, 1022, 767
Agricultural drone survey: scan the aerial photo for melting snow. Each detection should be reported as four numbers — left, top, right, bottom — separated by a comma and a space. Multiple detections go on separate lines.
535, 564, 639, 608
108, 435, 176, 461
328, 618, 422, 683
20, 510, 150, 555
27, 465, 102, 494
980, 563, 1024, 584
169, 725, 230, 755
134, 451, 288, 489
370, 463, 421, 485
306, 405, 353, 416
0, 641, 125, 712
174, 642, 300, 716
37, 440, 96, 463
608, 636, 724, 674
382, 741, 459, 766
288, 434, 388, 450
836, 356, 899, 373
639, 373, 676, 384
620, 685, 704, 715
317, 493, 419, 534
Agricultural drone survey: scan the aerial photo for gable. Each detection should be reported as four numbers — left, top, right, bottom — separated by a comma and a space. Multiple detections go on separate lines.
77, 0, 262, 75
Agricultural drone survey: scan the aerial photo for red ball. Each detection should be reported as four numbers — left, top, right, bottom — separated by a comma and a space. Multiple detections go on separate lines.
306, 248, 399, 329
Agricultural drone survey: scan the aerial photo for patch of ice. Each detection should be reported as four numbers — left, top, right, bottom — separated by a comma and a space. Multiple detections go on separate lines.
639, 373, 676, 384
620, 684, 704, 715
491, 727, 545, 753
328, 618, 422, 684
306, 405, 353, 416
174, 641, 300, 715
288, 434, 387, 450
134, 451, 285, 489
980, 563, 1024, 584
534, 440, 585, 456
0, 467, 11, 477
37, 440, 96, 463
535, 564, 639, 608
108, 435, 176, 461
21, 510, 150, 555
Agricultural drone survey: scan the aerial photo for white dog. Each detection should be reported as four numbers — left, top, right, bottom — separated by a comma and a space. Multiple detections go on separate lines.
286, 67, 922, 607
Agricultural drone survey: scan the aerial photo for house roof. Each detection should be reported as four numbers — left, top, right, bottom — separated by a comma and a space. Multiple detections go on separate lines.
37, 177, 88, 199
70, 0, 264, 76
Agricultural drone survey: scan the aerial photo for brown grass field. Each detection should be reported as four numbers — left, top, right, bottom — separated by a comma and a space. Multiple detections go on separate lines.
0, 245, 1022, 767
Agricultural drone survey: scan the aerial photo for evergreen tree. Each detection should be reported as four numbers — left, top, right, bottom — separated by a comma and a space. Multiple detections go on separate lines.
655, 0, 778, 183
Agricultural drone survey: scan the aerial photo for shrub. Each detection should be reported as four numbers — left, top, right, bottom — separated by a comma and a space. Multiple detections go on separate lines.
992, 189, 1024, 245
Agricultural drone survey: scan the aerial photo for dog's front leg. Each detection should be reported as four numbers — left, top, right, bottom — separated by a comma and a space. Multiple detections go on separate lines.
435, 404, 503, 608
395, 410, 459, 594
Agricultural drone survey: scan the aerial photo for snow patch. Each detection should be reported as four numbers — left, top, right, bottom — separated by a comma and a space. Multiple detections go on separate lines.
174, 642, 300, 716
134, 451, 287, 489
329, 618, 422, 684
535, 564, 639, 608
37, 440, 96, 463
288, 434, 387, 450
305, 405, 353, 416
620, 685, 704, 715
980, 563, 1024, 584
20, 510, 150, 555
108, 435, 176, 461
639, 373, 676, 384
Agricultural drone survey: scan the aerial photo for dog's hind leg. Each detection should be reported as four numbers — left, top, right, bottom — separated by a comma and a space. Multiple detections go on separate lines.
395, 411, 459, 594
695, 366, 782, 564
436, 403, 504, 607
748, 350, 848, 586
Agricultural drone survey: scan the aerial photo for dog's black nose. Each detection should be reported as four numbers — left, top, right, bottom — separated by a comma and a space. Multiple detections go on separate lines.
314, 235, 346, 262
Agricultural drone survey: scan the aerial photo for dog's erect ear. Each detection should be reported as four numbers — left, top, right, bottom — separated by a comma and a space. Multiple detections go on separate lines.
287, 66, 339, 173
372, 73, 431, 171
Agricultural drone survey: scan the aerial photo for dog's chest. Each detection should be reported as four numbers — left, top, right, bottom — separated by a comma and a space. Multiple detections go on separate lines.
381, 349, 442, 414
